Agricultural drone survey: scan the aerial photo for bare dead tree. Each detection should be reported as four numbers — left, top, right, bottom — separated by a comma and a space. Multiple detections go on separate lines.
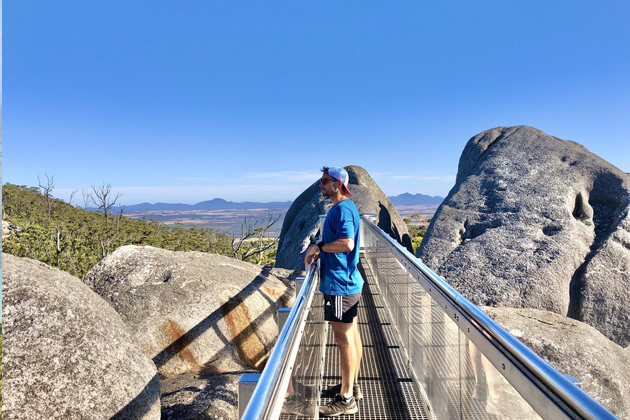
98, 236, 107, 258
68, 189, 78, 207
90, 183, 123, 228
231, 214, 281, 264
55, 221, 62, 267
37, 173, 55, 223
81, 189, 92, 210
116, 205, 126, 232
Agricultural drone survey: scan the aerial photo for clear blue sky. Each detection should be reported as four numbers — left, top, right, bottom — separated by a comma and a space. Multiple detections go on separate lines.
4, 1, 629, 205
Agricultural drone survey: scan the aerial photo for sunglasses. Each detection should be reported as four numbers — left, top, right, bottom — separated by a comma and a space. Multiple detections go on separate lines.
319, 177, 337, 185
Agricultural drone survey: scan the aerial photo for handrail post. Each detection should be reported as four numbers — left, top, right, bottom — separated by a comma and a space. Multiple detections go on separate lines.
277, 307, 291, 331
295, 276, 305, 298
318, 214, 326, 235
359, 213, 377, 253
238, 373, 261, 419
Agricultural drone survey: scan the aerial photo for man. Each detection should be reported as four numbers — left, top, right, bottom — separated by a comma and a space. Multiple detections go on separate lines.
304, 166, 364, 417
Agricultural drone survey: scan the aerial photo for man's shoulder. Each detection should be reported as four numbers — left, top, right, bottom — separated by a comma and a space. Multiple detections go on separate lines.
339, 199, 359, 211
339, 200, 360, 216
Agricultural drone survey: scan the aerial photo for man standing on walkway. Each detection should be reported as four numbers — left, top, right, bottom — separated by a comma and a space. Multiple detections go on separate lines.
305, 166, 364, 417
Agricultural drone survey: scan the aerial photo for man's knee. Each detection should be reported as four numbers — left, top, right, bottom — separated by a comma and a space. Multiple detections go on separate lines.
331, 321, 354, 344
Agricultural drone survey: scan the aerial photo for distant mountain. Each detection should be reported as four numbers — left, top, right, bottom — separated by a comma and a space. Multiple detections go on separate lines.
192, 198, 292, 210
89, 194, 441, 213
123, 202, 193, 212
101, 199, 294, 213
388, 193, 444, 206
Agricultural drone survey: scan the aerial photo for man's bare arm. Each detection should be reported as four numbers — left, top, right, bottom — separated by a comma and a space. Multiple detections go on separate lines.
304, 238, 355, 264
323, 238, 354, 253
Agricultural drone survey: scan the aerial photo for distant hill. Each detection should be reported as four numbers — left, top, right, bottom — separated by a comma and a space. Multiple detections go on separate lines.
91, 194, 442, 213
388, 193, 444, 205
193, 198, 292, 210
93, 199, 294, 213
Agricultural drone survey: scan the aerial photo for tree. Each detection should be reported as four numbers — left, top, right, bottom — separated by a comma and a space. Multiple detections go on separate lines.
81, 188, 92, 210
90, 183, 123, 228
116, 206, 125, 232
37, 173, 55, 223
67, 189, 78, 207
231, 215, 281, 264
55, 221, 63, 267
408, 225, 428, 253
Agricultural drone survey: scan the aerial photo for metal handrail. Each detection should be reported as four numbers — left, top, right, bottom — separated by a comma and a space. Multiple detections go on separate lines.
361, 215, 617, 420
241, 261, 320, 420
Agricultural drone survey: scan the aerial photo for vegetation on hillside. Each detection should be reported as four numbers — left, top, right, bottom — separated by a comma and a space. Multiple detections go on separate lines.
2, 183, 278, 278
403, 213, 430, 252
408, 225, 428, 253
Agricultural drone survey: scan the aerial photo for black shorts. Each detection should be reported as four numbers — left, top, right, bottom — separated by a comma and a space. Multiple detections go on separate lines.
324, 292, 361, 323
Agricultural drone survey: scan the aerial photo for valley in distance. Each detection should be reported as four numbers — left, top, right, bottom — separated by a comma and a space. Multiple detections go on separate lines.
121, 193, 443, 237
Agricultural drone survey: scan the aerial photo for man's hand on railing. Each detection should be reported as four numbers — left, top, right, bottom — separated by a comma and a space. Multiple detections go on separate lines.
304, 245, 320, 264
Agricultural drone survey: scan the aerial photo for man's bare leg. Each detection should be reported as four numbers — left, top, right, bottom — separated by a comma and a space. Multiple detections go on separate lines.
285, 377, 295, 398
331, 321, 357, 398
353, 317, 362, 384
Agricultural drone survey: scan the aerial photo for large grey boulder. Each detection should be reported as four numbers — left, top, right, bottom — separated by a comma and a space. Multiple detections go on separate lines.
83, 245, 295, 378
485, 307, 630, 419
276, 165, 413, 270
417, 126, 630, 346
2, 253, 160, 420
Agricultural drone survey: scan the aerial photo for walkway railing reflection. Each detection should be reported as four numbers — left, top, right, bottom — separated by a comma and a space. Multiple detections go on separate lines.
360, 215, 616, 420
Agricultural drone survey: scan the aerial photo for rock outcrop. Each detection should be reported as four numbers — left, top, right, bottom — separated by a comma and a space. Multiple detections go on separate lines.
2, 219, 19, 239
160, 372, 240, 420
485, 307, 630, 419
417, 126, 630, 346
83, 245, 295, 378
276, 165, 412, 270
2, 253, 160, 420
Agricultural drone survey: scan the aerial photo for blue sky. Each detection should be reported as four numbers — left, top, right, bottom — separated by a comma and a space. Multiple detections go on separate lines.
4, 1, 630, 205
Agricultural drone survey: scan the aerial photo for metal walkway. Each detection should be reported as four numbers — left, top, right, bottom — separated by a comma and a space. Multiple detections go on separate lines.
242, 215, 618, 420
280, 263, 428, 420
320, 259, 429, 420
278, 258, 428, 420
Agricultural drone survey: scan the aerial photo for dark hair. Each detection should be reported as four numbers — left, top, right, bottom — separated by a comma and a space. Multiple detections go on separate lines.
320, 167, 337, 182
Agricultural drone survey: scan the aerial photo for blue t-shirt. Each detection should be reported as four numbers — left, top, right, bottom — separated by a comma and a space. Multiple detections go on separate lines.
319, 200, 364, 296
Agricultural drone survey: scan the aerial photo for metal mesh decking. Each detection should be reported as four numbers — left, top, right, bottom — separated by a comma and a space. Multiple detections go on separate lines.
319, 261, 429, 420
